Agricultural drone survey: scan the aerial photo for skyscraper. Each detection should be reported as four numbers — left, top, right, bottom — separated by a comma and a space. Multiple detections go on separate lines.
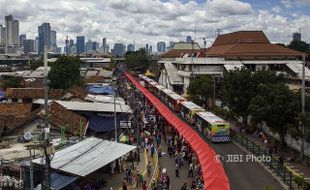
69, 39, 74, 54
38, 23, 51, 54
186, 35, 192, 43
76, 36, 85, 54
0, 25, 5, 46
34, 37, 39, 53
23, 39, 35, 54
19, 34, 26, 48
86, 40, 92, 52
127, 44, 134, 52
5, 15, 19, 53
102, 37, 107, 52
91, 41, 99, 51
293, 32, 301, 41
112, 43, 126, 57
157, 41, 166, 52
50, 30, 57, 49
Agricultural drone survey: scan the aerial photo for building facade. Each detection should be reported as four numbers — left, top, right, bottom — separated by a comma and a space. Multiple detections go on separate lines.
38, 23, 51, 55
86, 40, 92, 52
127, 44, 134, 52
5, 15, 19, 53
19, 34, 26, 49
50, 30, 57, 51
23, 39, 35, 54
76, 36, 85, 54
293, 32, 301, 41
112, 43, 126, 57
157, 41, 166, 53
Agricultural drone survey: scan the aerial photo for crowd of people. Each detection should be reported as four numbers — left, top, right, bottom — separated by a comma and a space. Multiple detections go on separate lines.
116, 71, 205, 190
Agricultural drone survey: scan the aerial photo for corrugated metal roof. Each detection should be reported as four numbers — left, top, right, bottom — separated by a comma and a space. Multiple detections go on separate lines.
32, 137, 136, 177
180, 101, 204, 110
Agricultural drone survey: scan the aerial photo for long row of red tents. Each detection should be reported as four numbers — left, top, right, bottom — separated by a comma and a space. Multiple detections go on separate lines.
124, 72, 230, 190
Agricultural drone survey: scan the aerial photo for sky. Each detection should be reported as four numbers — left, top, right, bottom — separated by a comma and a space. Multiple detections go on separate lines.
0, 0, 310, 50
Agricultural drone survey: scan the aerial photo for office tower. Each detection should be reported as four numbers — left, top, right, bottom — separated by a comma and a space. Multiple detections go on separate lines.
50, 30, 57, 48
293, 32, 301, 41
0, 25, 5, 46
102, 37, 107, 52
76, 36, 85, 54
91, 41, 99, 51
69, 39, 74, 53
19, 34, 26, 48
146, 43, 149, 52
149, 45, 152, 54
5, 15, 19, 53
105, 44, 110, 53
157, 41, 166, 52
127, 44, 134, 52
23, 39, 35, 54
38, 23, 51, 54
86, 40, 92, 52
34, 37, 39, 53
112, 43, 126, 57
186, 35, 192, 43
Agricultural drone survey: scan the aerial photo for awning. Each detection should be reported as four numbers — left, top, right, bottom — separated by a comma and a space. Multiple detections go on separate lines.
124, 73, 229, 190
86, 84, 115, 96
286, 63, 310, 79
85, 113, 128, 132
32, 137, 136, 177
223, 64, 244, 71
50, 173, 78, 190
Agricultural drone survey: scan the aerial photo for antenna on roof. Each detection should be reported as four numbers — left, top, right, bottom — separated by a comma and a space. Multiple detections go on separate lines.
215, 29, 222, 36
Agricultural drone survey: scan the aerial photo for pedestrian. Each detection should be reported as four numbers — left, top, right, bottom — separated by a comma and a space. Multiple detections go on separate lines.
175, 163, 179, 177
180, 181, 188, 190
122, 178, 127, 190
142, 181, 147, 190
151, 143, 155, 158
188, 162, 194, 177
147, 161, 152, 177
138, 172, 144, 187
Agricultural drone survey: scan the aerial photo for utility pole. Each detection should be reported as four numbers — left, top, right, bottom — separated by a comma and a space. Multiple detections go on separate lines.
216, 29, 222, 36
114, 75, 117, 142
42, 45, 51, 190
300, 54, 306, 160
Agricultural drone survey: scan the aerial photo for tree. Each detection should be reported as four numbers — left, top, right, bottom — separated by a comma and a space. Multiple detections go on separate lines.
287, 40, 309, 53
1, 76, 23, 90
187, 75, 214, 107
222, 68, 255, 124
29, 60, 43, 70
249, 83, 299, 145
48, 56, 83, 90
125, 49, 152, 73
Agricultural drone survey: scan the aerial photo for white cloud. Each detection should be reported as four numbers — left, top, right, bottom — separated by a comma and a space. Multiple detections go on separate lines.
0, 0, 308, 50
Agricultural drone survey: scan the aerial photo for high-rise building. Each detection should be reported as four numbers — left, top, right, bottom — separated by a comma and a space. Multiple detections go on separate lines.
76, 36, 85, 54
38, 23, 51, 54
127, 44, 134, 52
157, 41, 166, 52
50, 30, 57, 48
19, 34, 26, 48
293, 32, 301, 41
149, 45, 153, 55
112, 43, 126, 57
102, 37, 107, 52
105, 44, 110, 53
186, 35, 192, 43
23, 39, 35, 54
5, 15, 19, 53
86, 40, 92, 52
0, 25, 5, 46
91, 41, 99, 51
34, 37, 39, 53
69, 39, 74, 54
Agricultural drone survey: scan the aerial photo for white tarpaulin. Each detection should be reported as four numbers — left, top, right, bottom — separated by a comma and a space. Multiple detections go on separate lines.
32, 137, 136, 177
223, 64, 244, 71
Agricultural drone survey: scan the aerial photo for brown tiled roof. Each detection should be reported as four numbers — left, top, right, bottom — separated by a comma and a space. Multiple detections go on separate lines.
67, 86, 88, 99
207, 31, 304, 58
0, 103, 32, 130
48, 102, 87, 136
212, 31, 270, 46
6, 88, 63, 99
160, 49, 200, 58
84, 76, 104, 83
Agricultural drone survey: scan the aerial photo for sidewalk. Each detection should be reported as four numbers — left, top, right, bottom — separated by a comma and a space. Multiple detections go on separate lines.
229, 119, 310, 183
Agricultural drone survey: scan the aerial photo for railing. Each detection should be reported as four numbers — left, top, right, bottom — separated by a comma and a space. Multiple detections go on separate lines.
230, 131, 306, 190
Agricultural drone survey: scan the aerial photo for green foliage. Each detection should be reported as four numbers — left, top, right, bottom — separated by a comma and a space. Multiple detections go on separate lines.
29, 60, 43, 70
287, 40, 309, 53
125, 49, 152, 73
187, 75, 214, 107
1, 76, 22, 90
48, 56, 83, 90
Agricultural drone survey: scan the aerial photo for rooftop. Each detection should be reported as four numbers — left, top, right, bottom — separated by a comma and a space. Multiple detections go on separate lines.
6, 88, 63, 99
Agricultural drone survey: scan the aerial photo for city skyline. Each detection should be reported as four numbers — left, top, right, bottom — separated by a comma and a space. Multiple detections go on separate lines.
0, 0, 309, 49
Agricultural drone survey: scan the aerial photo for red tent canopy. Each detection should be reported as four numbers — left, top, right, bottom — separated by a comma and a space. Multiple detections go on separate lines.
124, 72, 230, 190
